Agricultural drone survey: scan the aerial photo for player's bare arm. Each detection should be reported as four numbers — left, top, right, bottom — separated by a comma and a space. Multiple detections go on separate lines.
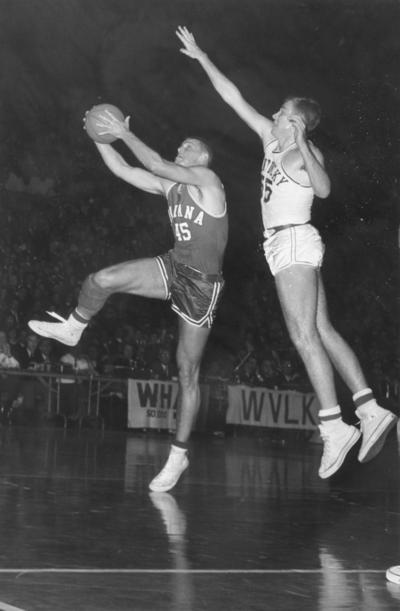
176, 26, 272, 140
289, 114, 331, 198
301, 144, 330, 199
190, 178, 226, 217
94, 110, 220, 190
95, 142, 167, 195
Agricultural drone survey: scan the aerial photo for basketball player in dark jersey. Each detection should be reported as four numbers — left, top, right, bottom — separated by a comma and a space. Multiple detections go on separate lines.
29, 111, 228, 493
176, 26, 397, 479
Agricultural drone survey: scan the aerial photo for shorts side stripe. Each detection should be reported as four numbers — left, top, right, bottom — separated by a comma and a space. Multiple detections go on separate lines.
171, 281, 222, 328
155, 256, 170, 300
207, 280, 222, 324
201, 280, 222, 327
290, 227, 296, 265
171, 306, 204, 327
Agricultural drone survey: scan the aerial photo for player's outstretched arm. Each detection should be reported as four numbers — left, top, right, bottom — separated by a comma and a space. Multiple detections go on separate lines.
95, 142, 166, 195
94, 111, 167, 176
176, 26, 272, 140
93, 109, 218, 189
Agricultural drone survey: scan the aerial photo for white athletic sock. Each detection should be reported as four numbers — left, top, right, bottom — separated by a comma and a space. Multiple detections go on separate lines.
319, 405, 342, 427
170, 444, 187, 456
69, 313, 88, 329
353, 388, 378, 415
71, 310, 89, 326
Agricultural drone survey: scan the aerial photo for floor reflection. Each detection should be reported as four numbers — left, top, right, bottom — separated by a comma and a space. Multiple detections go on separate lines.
150, 492, 193, 611
0, 426, 397, 609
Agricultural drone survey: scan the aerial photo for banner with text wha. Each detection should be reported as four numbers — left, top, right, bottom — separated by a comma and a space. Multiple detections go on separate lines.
227, 385, 321, 430
128, 379, 210, 431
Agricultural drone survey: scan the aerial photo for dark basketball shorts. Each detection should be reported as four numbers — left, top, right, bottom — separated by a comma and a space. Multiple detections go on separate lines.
156, 252, 224, 328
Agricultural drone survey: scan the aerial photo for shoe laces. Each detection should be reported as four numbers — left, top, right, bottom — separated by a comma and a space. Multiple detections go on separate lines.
360, 412, 377, 422
357, 412, 379, 431
319, 428, 336, 461
46, 311, 67, 323
319, 425, 334, 444
320, 430, 330, 444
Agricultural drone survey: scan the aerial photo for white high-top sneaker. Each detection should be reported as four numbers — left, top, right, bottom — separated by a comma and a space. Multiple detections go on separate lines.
386, 565, 400, 585
318, 421, 361, 479
356, 405, 398, 463
28, 311, 86, 346
149, 447, 189, 493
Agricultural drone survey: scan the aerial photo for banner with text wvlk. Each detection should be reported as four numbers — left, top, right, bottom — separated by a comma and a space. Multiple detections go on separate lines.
127, 379, 210, 431
226, 385, 321, 430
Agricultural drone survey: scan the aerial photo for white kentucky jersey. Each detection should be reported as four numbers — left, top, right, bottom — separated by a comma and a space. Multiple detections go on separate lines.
260, 138, 314, 231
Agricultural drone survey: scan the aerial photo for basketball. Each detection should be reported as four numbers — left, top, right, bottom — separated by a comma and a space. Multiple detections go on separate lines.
85, 103, 125, 144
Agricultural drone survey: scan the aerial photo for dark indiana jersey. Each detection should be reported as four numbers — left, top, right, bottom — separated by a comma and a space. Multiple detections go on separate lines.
167, 182, 228, 275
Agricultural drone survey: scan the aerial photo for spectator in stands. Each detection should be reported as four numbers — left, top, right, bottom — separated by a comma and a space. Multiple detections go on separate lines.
236, 355, 260, 386
6, 298, 20, 328
58, 346, 93, 420
0, 330, 20, 370
36, 339, 57, 371
258, 356, 283, 389
60, 346, 95, 377
202, 346, 235, 380
151, 346, 177, 381
111, 342, 136, 378
133, 343, 151, 380
144, 330, 162, 364
11, 334, 54, 419
0, 330, 20, 414
279, 357, 310, 391
85, 344, 101, 375
7, 327, 19, 354
12, 333, 41, 370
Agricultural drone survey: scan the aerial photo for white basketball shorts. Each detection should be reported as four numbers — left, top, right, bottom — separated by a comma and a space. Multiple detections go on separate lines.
263, 223, 325, 277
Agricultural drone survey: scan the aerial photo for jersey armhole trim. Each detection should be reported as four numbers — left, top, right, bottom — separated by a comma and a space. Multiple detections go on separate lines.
187, 185, 227, 218
166, 181, 177, 196
279, 148, 313, 188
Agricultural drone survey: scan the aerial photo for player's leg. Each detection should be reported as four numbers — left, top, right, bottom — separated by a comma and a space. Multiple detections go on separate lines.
149, 319, 210, 492
315, 272, 367, 391
275, 265, 360, 478
275, 264, 337, 409
28, 258, 166, 346
174, 319, 210, 442
316, 272, 397, 462
78, 257, 167, 316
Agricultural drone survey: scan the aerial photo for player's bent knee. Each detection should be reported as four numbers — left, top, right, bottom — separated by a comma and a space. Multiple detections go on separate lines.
91, 269, 114, 290
316, 320, 337, 342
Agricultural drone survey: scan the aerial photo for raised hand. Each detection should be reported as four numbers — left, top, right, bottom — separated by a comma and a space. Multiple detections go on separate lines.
84, 108, 130, 139
97, 109, 130, 138
176, 26, 205, 60
289, 114, 307, 148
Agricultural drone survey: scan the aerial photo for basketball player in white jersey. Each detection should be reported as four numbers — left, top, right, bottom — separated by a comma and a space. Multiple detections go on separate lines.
176, 26, 397, 479
29, 110, 228, 492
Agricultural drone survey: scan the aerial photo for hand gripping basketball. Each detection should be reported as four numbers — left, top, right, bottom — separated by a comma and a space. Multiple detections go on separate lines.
84, 103, 126, 144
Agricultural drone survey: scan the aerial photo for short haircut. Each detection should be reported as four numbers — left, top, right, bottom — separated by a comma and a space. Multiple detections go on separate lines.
190, 137, 214, 166
285, 96, 322, 132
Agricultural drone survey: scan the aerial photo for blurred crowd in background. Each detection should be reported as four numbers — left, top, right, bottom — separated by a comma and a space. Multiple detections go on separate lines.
0, 143, 397, 420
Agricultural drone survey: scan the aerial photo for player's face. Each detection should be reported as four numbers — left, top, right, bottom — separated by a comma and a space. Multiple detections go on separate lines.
271, 101, 296, 135
175, 139, 205, 166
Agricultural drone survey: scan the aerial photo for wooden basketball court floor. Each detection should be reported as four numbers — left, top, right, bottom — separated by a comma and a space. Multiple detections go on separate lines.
0, 424, 398, 610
